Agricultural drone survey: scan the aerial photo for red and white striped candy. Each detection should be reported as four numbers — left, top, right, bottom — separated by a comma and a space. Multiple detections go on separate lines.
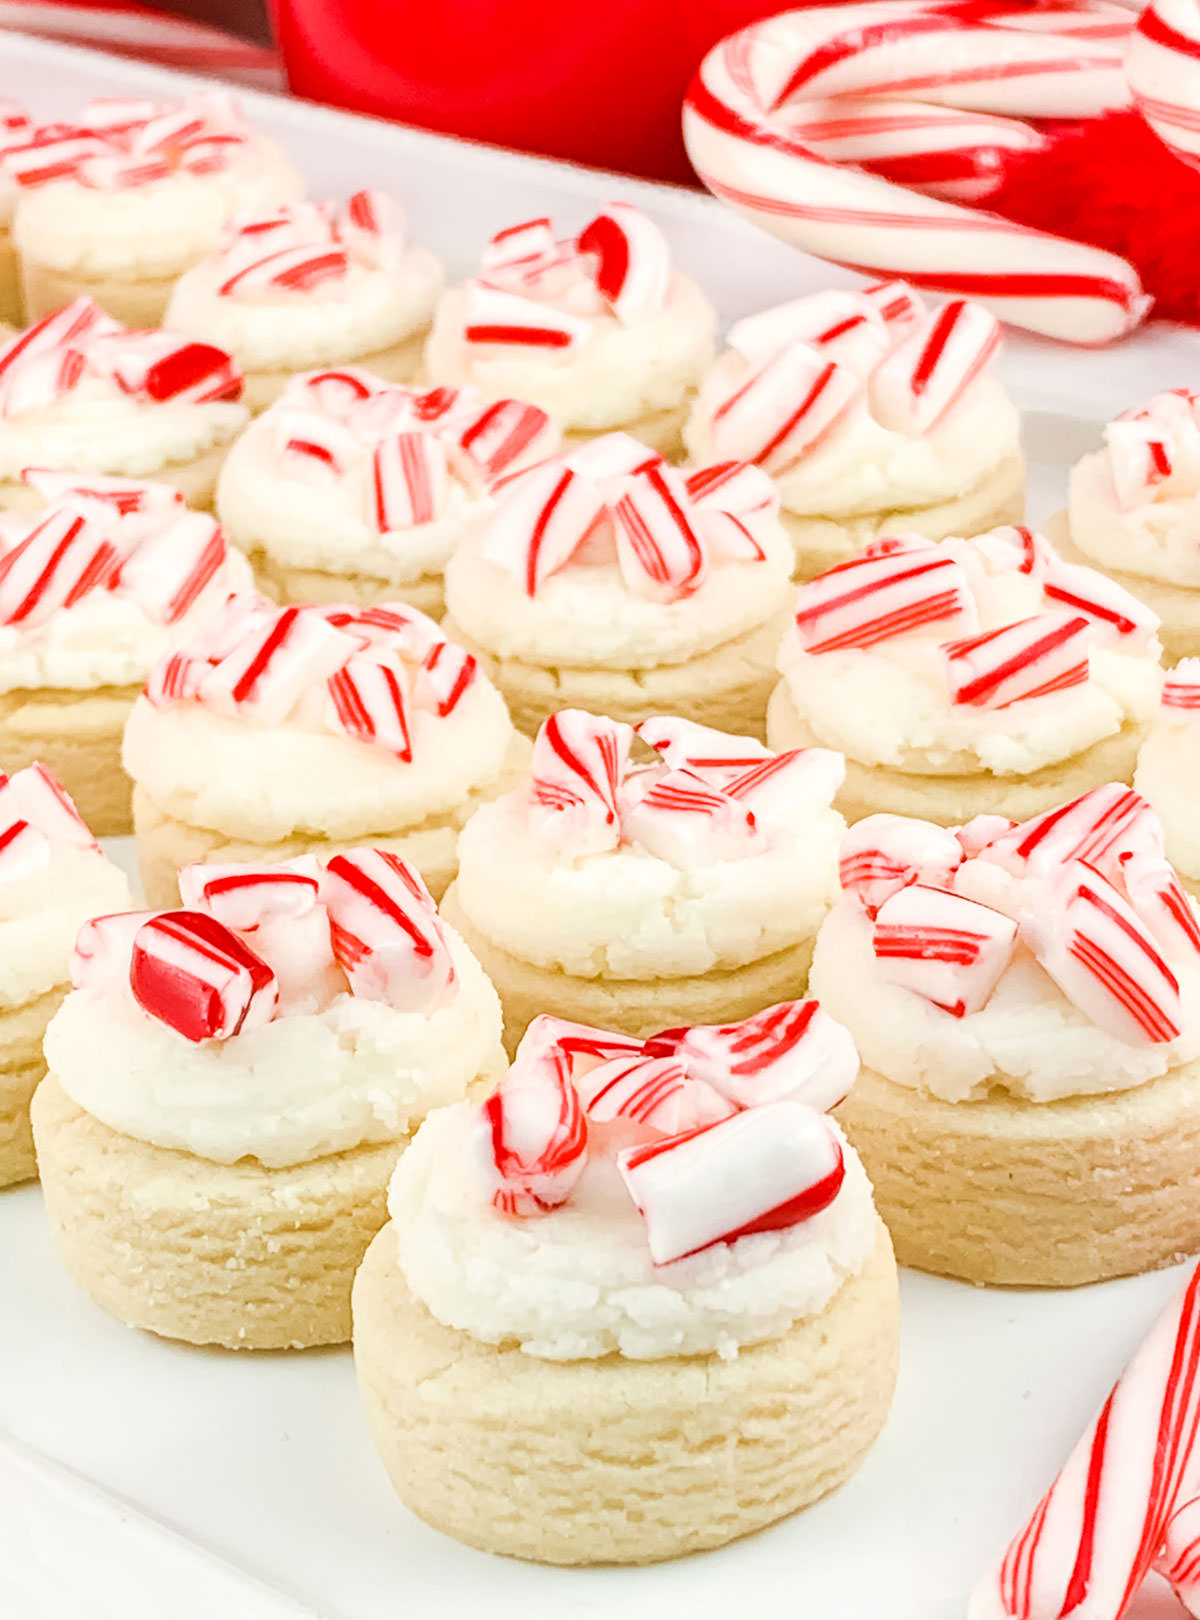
1164, 658, 1200, 712
529, 709, 632, 856
574, 1052, 735, 1135
1023, 860, 1183, 1045
293, 367, 378, 416
0, 300, 114, 394
320, 849, 455, 1011
683, 5, 1146, 345
838, 812, 965, 915
478, 1038, 588, 1215
20, 470, 182, 522
872, 882, 1017, 1017
480, 461, 606, 595
634, 717, 843, 832
954, 524, 1051, 584
955, 814, 1017, 859
649, 998, 859, 1113
3, 131, 106, 187
200, 604, 358, 728
969, 1259, 1200, 1620
1127, 0, 1200, 172
129, 910, 278, 1043
617, 1099, 845, 1265
622, 767, 757, 867
326, 651, 413, 760
0, 103, 28, 134
1119, 852, 1200, 964
558, 432, 664, 483
273, 407, 359, 480
1106, 412, 1179, 510
576, 202, 671, 323
336, 189, 406, 269
0, 762, 95, 848
727, 289, 890, 374
93, 331, 242, 403
414, 637, 477, 718
116, 510, 228, 624
942, 612, 1092, 709
372, 432, 449, 531
480, 217, 557, 273
870, 299, 1001, 434
517, 1011, 645, 1070
610, 463, 707, 599
796, 544, 977, 654
684, 459, 778, 524
145, 650, 207, 708
217, 242, 349, 297
178, 856, 321, 932
863, 279, 925, 336
0, 506, 119, 629
707, 343, 860, 473
455, 397, 559, 484
70, 910, 154, 993
463, 283, 592, 351
635, 714, 772, 781
1042, 557, 1159, 650
981, 784, 1164, 881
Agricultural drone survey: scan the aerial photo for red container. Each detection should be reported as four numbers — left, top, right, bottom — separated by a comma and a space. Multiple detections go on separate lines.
271, 0, 790, 184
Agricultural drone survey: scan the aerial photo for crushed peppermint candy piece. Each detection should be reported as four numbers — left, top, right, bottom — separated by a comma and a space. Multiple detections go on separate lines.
796, 543, 978, 654
0, 763, 96, 849
529, 709, 631, 857
942, 613, 1092, 709
649, 999, 858, 1113
617, 1099, 845, 1265
129, 909, 278, 1043
573, 1052, 735, 1135
872, 883, 1018, 1018
838, 814, 964, 916
320, 849, 455, 1012
478, 1036, 588, 1214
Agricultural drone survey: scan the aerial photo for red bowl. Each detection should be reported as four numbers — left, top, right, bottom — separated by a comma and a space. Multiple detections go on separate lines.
270, 0, 791, 183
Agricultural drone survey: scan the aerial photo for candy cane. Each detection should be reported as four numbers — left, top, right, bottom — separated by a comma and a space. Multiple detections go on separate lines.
217, 242, 349, 296
1127, 0, 1200, 172
576, 201, 671, 323
178, 857, 321, 932
838, 812, 966, 915
481, 461, 606, 595
0, 506, 120, 629
941, 612, 1092, 709
326, 651, 414, 760
0, 762, 96, 849
622, 767, 758, 867
373, 432, 449, 531
705, 344, 861, 473
478, 1038, 588, 1215
869, 298, 1001, 433
682, 2, 1150, 344
70, 911, 155, 993
200, 605, 358, 728
795, 544, 978, 653
871, 881, 1018, 1016
455, 397, 558, 483
610, 464, 707, 598
116, 510, 228, 625
529, 709, 632, 855
649, 998, 859, 1113
129, 910, 278, 1043
20, 470, 183, 521
981, 784, 1164, 880
1118, 851, 1200, 961
1164, 659, 1200, 711
969, 1259, 1200, 1620
573, 1052, 735, 1134
617, 1099, 846, 1265
320, 849, 455, 1012
463, 283, 593, 351
1021, 859, 1183, 1045
1042, 556, 1160, 649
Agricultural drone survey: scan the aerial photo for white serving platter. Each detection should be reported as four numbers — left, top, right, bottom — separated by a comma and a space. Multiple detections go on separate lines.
1, 29, 1199, 1620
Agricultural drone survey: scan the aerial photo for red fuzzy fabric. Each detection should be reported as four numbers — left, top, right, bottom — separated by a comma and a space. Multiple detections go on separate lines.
990, 109, 1200, 328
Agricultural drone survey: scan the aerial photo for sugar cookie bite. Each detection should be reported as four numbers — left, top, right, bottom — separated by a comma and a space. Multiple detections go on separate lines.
0, 298, 248, 511
124, 596, 529, 907
442, 434, 795, 738
1136, 660, 1200, 892
165, 193, 444, 412
11, 91, 304, 327
216, 368, 559, 615
424, 204, 715, 455
768, 527, 1163, 825
442, 708, 845, 1048
683, 285, 1024, 580
33, 850, 504, 1348
814, 786, 1200, 1285
1052, 388, 1200, 662
0, 765, 128, 1187
0, 101, 34, 325
0, 472, 252, 835
353, 1005, 898, 1563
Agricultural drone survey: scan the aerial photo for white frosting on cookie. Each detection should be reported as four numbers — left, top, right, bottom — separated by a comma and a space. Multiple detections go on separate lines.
122, 672, 516, 841
13, 138, 304, 277
1135, 673, 1200, 880
809, 893, 1200, 1103
777, 532, 1162, 775
1070, 445, 1200, 587
45, 924, 503, 1165
389, 1100, 877, 1360
0, 840, 129, 1008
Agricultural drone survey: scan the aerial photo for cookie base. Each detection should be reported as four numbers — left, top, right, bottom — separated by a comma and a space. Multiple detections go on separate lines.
0, 228, 22, 327
131, 730, 532, 907
0, 987, 66, 1188
441, 884, 815, 1054
1046, 509, 1200, 665
352, 1219, 898, 1565
250, 550, 444, 620
766, 683, 1146, 825
838, 1061, 1200, 1286
31, 1074, 404, 1348
0, 441, 231, 513
20, 255, 182, 328
0, 684, 139, 837
240, 327, 428, 414
442, 609, 792, 740
780, 454, 1026, 581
